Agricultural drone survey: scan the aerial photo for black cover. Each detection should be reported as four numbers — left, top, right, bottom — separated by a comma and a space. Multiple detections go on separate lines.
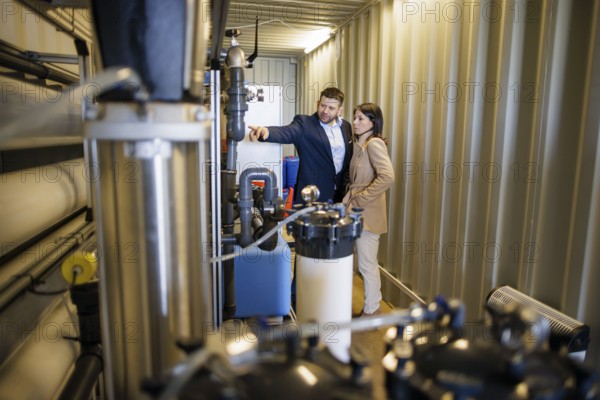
91, 0, 186, 101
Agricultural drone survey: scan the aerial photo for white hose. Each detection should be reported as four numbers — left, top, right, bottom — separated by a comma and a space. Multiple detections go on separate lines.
209, 206, 317, 263
158, 349, 211, 400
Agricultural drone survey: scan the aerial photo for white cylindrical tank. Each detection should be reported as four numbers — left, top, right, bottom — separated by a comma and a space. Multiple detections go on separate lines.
288, 197, 362, 363
0, 158, 87, 257
296, 253, 354, 362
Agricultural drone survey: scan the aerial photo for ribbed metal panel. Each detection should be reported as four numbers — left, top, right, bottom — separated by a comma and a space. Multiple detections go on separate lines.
300, 0, 600, 368
226, 0, 370, 57
0, 0, 92, 75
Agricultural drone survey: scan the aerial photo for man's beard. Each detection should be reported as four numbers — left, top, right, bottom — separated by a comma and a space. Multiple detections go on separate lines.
320, 114, 336, 124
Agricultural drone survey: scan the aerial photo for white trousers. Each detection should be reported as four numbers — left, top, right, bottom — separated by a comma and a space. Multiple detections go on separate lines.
356, 230, 382, 313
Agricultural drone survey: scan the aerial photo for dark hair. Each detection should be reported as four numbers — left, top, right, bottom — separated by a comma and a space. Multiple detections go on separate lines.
354, 103, 388, 144
320, 87, 345, 106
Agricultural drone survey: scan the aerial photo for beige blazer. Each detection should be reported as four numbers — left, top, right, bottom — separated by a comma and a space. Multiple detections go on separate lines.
343, 137, 395, 234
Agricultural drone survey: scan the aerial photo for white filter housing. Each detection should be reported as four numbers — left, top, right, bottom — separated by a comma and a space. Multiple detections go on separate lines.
296, 253, 354, 363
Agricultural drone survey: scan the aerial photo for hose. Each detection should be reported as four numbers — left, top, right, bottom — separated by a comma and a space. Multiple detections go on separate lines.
208, 206, 316, 263
158, 349, 211, 400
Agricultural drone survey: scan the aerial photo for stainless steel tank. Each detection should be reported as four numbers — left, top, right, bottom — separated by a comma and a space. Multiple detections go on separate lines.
85, 102, 213, 399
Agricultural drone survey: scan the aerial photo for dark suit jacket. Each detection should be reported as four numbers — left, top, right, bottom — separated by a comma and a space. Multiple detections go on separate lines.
262, 113, 353, 203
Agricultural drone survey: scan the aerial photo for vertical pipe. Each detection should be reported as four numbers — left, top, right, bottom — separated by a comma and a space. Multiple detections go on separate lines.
210, 70, 223, 328
221, 38, 248, 320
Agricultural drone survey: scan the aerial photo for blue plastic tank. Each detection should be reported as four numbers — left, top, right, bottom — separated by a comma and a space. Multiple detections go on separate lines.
233, 234, 292, 318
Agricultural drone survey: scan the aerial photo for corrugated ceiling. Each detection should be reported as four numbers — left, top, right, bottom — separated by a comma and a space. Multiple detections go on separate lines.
225, 0, 371, 58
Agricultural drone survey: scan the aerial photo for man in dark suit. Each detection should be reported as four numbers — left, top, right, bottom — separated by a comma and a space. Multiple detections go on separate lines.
248, 87, 353, 204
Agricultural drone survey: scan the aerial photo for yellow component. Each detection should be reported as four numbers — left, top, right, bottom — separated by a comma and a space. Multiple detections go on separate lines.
61, 251, 98, 285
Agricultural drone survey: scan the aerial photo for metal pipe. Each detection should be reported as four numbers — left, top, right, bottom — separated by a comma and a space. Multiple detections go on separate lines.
271, 308, 416, 342
75, 39, 95, 220
209, 69, 223, 327
0, 46, 78, 85
379, 267, 427, 306
58, 345, 103, 400
24, 51, 79, 64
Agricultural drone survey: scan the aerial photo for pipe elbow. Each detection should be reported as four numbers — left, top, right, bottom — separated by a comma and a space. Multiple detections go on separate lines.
239, 168, 278, 202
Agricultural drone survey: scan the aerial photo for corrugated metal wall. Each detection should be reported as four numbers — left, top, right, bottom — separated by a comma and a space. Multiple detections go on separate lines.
300, 0, 600, 367
1, 0, 92, 75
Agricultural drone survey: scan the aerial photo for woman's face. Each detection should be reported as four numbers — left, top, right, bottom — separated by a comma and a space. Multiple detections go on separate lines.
353, 109, 374, 135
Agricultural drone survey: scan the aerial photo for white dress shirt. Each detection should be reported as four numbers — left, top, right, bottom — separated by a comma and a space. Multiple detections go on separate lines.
320, 118, 345, 174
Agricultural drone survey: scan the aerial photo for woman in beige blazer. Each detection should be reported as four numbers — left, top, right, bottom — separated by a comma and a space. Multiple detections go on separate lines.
343, 103, 395, 316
